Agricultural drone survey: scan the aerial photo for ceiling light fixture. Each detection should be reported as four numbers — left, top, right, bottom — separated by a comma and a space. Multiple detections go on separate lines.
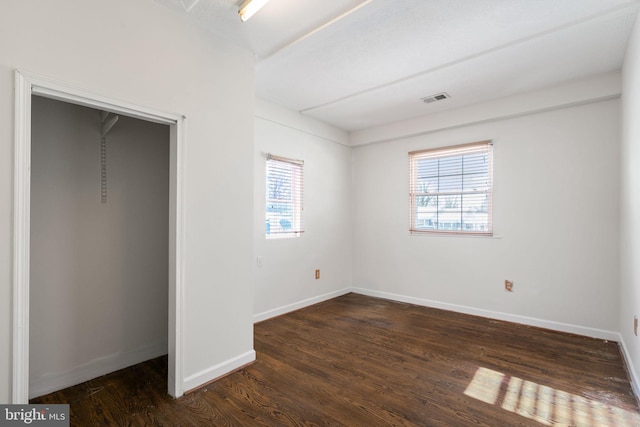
238, 0, 270, 22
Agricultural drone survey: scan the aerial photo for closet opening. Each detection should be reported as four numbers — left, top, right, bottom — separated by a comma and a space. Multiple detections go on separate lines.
13, 71, 185, 403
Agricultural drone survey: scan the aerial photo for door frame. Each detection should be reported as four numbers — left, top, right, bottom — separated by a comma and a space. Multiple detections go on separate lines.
12, 70, 185, 402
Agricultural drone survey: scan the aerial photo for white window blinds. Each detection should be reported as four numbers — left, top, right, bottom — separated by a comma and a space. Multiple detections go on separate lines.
266, 154, 304, 238
409, 141, 493, 235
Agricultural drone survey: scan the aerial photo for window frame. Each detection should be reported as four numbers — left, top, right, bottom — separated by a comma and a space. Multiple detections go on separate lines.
409, 141, 493, 236
265, 154, 304, 239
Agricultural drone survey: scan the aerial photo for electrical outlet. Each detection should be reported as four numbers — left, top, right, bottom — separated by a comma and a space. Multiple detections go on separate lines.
505, 280, 513, 292
315, 269, 320, 280
635, 316, 638, 336
256, 256, 262, 268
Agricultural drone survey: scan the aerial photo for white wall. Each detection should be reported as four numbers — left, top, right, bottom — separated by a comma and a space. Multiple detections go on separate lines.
352, 99, 621, 337
253, 100, 352, 321
620, 12, 640, 395
29, 97, 169, 398
0, 0, 255, 402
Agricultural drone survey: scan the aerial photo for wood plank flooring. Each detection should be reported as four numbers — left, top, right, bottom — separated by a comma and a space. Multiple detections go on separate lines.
32, 293, 640, 426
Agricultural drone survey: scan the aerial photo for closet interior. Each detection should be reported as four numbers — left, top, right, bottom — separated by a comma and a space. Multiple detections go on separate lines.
29, 96, 170, 399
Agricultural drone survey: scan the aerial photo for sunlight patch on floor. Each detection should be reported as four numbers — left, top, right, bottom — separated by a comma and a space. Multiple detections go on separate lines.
464, 367, 640, 426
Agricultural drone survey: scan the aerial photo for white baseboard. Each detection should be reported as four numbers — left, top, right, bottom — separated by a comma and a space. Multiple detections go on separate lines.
183, 350, 256, 393
253, 288, 352, 323
29, 341, 168, 399
618, 336, 640, 402
351, 288, 620, 341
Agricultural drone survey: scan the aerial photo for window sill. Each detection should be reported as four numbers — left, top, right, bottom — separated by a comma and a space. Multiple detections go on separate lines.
409, 232, 502, 239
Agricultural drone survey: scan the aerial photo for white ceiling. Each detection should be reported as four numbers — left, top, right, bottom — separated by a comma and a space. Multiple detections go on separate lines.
155, 0, 640, 132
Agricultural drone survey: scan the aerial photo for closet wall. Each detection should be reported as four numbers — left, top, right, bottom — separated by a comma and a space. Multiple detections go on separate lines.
29, 96, 169, 398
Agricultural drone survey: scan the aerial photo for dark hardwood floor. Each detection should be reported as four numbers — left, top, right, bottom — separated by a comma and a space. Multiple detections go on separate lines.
32, 293, 640, 426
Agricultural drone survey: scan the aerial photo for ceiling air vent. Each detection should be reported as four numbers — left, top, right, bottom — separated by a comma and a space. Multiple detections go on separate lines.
421, 92, 450, 104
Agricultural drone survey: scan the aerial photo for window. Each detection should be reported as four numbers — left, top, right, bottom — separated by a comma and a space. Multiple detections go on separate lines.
409, 141, 493, 235
266, 154, 304, 238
